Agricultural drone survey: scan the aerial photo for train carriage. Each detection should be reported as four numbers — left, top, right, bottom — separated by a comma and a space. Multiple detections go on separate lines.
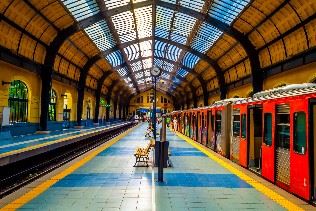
167, 83, 316, 202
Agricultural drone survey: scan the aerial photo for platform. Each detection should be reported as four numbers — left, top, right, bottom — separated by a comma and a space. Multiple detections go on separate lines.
0, 123, 313, 210
0, 121, 123, 155
0, 121, 131, 166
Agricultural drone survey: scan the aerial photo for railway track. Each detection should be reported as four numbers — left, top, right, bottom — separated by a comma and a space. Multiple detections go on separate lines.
0, 122, 136, 199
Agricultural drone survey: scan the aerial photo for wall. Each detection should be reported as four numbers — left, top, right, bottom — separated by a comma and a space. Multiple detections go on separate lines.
51, 80, 78, 122
263, 62, 316, 89
129, 89, 174, 115
0, 61, 41, 123
208, 94, 220, 105
227, 84, 253, 98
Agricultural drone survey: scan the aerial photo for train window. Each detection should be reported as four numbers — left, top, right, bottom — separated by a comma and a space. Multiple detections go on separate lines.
215, 111, 221, 133
276, 112, 290, 149
232, 115, 240, 137
294, 112, 306, 154
264, 113, 272, 146
241, 114, 246, 138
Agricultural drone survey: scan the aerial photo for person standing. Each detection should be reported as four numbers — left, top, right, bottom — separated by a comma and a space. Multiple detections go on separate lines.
173, 117, 178, 132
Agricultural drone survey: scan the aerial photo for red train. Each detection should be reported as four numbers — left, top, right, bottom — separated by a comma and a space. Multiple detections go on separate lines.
168, 83, 316, 202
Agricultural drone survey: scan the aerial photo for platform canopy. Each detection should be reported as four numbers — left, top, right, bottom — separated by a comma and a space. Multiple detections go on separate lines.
61, 0, 250, 93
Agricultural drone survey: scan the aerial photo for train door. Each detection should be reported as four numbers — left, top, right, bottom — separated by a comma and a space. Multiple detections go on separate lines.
191, 113, 195, 139
275, 104, 290, 190
188, 112, 192, 138
290, 100, 310, 200
207, 110, 215, 149
311, 101, 316, 202
197, 112, 201, 143
239, 105, 248, 167
248, 105, 263, 173
201, 111, 207, 146
261, 102, 275, 183
215, 110, 222, 153
231, 108, 241, 163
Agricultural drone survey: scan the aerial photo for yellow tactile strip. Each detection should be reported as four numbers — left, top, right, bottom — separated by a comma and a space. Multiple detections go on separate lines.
0, 125, 138, 211
175, 131, 304, 211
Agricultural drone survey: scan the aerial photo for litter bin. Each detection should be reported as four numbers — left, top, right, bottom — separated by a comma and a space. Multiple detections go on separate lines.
155, 141, 169, 167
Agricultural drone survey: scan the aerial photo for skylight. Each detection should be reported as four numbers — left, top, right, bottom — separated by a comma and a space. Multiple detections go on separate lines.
61, 0, 250, 92
209, 0, 250, 25
62, 0, 99, 21
84, 20, 116, 51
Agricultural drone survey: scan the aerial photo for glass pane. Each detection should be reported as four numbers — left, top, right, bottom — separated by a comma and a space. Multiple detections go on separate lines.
276, 113, 290, 149
241, 114, 246, 138
215, 111, 221, 133
294, 112, 306, 154
264, 113, 272, 146
232, 115, 240, 137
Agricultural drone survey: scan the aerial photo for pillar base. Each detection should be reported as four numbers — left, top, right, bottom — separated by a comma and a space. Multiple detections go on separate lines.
36, 130, 51, 134
74, 126, 84, 129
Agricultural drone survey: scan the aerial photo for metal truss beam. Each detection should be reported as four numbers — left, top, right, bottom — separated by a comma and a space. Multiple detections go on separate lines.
95, 0, 139, 92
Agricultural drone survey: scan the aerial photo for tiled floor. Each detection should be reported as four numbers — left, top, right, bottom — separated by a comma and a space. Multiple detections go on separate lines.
13, 123, 284, 210
0, 122, 123, 154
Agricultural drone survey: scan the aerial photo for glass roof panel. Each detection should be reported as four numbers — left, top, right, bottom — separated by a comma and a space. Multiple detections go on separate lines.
106, 50, 124, 67
124, 77, 131, 83
144, 69, 150, 77
134, 6, 152, 39
209, 0, 250, 25
155, 6, 174, 39
139, 40, 152, 58
182, 52, 200, 69
130, 61, 143, 72
137, 79, 145, 84
170, 12, 197, 45
117, 67, 128, 77
84, 20, 116, 51
123, 43, 140, 61
135, 72, 144, 79
154, 41, 182, 61
154, 58, 174, 73
161, 73, 170, 80
177, 68, 188, 77
161, 0, 176, 4
179, 0, 205, 12
62, 0, 99, 21
111, 11, 137, 43
104, 0, 129, 10
142, 58, 152, 69
191, 23, 222, 53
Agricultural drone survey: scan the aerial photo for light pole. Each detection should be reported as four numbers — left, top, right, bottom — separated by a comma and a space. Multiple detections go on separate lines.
150, 66, 164, 182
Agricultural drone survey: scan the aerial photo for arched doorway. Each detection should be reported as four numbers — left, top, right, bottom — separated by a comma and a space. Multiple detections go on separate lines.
8, 80, 28, 123
49, 89, 57, 121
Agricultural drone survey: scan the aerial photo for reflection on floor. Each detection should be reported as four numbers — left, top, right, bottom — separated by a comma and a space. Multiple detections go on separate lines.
17, 123, 284, 210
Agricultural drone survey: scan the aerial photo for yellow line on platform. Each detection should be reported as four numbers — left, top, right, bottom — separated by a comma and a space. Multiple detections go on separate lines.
175, 131, 303, 211
0, 125, 138, 211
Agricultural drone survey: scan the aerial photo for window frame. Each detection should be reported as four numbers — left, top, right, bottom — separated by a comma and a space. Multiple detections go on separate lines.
293, 111, 307, 155
263, 113, 272, 146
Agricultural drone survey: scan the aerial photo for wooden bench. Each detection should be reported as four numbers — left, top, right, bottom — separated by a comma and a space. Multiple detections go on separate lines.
133, 142, 152, 167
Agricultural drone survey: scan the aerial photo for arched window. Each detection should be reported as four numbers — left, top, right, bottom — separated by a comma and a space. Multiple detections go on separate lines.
49, 89, 57, 121
8, 80, 28, 123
